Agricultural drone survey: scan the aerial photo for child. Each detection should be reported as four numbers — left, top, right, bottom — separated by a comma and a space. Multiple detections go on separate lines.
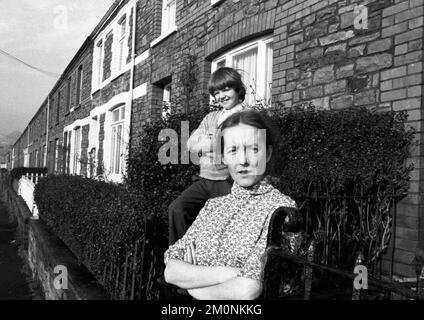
168, 67, 247, 245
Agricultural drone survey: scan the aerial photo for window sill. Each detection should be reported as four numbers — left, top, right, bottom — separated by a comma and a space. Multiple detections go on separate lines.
150, 27, 178, 48
110, 72, 125, 83
211, 0, 225, 7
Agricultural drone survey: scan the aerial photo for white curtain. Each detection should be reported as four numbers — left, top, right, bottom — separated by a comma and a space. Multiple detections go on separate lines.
264, 42, 273, 104
233, 47, 258, 107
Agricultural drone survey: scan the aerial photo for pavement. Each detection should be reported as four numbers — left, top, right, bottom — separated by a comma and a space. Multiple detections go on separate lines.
0, 201, 41, 300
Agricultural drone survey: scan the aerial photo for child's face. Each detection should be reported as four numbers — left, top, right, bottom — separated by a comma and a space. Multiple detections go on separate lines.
214, 87, 240, 110
222, 123, 272, 188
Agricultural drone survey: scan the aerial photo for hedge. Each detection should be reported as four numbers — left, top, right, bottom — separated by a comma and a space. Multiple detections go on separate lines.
34, 175, 144, 283
271, 106, 414, 198
34, 105, 415, 297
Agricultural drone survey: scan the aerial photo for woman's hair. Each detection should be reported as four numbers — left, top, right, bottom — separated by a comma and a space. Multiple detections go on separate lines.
208, 67, 246, 102
218, 110, 280, 175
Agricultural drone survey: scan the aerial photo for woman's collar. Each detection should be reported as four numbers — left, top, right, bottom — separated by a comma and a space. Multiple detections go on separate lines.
231, 178, 274, 197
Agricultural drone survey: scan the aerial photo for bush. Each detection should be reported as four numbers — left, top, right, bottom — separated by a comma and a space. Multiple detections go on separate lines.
11, 167, 47, 180
271, 106, 414, 199
125, 106, 214, 248
34, 175, 144, 283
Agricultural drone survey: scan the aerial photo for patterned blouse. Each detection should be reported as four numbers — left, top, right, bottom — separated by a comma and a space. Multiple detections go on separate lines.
164, 179, 297, 281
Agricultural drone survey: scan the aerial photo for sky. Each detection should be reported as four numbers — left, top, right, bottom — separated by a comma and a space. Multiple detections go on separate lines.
0, 0, 114, 138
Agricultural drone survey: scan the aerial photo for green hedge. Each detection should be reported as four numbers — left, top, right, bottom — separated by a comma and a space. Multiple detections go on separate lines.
34, 175, 144, 279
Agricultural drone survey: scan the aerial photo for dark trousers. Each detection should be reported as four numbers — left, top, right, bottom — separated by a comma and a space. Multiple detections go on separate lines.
168, 177, 232, 245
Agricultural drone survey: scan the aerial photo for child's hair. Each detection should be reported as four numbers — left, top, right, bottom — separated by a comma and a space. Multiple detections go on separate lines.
208, 67, 246, 102
218, 110, 280, 175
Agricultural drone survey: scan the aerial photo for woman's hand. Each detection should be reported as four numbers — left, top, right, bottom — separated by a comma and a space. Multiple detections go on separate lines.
183, 242, 197, 265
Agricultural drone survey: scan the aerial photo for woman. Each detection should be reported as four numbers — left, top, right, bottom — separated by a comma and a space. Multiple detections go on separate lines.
164, 111, 297, 300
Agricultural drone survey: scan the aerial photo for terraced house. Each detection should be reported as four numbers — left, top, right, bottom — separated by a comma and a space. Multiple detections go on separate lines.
7, 0, 424, 280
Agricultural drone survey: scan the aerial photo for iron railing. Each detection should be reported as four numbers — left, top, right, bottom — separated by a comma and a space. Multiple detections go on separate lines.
262, 192, 424, 300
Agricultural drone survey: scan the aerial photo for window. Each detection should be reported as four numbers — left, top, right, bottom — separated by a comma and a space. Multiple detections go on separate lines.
110, 105, 126, 175
72, 127, 81, 175
117, 16, 127, 71
43, 145, 47, 167
161, 0, 176, 35
95, 40, 104, 87
76, 65, 83, 106
67, 77, 72, 111
35, 150, 39, 167
64, 131, 71, 174
162, 83, 172, 118
54, 139, 59, 173
24, 148, 29, 168
212, 36, 274, 107
88, 117, 99, 178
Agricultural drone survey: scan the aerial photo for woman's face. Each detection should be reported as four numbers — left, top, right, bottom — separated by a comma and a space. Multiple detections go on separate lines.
222, 123, 272, 187
213, 87, 240, 110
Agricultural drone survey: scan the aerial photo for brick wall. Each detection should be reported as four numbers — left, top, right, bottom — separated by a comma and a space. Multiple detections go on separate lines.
270, 0, 423, 277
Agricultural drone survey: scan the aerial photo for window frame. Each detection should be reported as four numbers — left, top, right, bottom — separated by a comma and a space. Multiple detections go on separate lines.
54, 139, 59, 173
117, 15, 127, 72
88, 117, 99, 178
162, 0, 176, 35
110, 104, 126, 176
43, 145, 47, 167
71, 127, 82, 175
211, 36, 274, 107
161, 83, 172, 119
91, 2, 135, 94
34, 149, 39, 167
95, 40, 104, 88
151, 0, 177, 47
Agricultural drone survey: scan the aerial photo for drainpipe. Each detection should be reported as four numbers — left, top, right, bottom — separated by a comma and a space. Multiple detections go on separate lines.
45, 96, 50, 171
127, 0, 137, 167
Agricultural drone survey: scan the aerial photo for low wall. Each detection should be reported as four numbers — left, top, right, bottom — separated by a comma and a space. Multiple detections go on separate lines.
0, 176, 108, 300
